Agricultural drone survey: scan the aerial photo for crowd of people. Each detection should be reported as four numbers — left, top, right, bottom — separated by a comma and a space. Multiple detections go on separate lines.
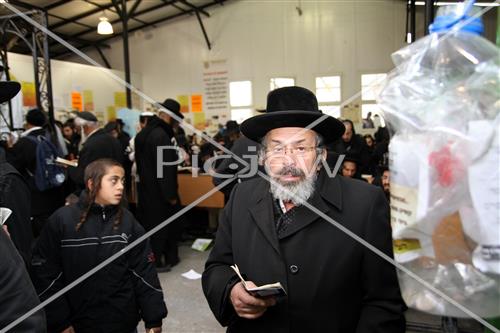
0, 81, 402, 332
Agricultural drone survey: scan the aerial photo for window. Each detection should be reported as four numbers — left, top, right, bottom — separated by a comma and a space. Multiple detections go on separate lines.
361, 104, 386, 127
361, 73, 387, 128
316, 76, 341, 103
270, 77, 295, 91
230, 81, 252, 107
361, 73, 387, 102
316, 75, 341, 118
230, 108, 254, 124
229, 80, 253, 123
320, 105, 341, 118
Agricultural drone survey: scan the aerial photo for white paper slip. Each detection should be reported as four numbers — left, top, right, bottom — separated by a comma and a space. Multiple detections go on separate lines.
191, 238, 213, 252
181, 269, 202, 280
55, 157, 78, 167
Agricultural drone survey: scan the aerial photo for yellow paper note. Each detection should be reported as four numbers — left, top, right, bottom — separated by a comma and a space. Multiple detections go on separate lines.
114, 92, 127, 108
178, 95, 189, 113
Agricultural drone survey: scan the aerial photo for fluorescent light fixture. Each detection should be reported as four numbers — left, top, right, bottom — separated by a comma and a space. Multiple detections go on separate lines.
411, 1, 499, 6
97, 17, 113, 35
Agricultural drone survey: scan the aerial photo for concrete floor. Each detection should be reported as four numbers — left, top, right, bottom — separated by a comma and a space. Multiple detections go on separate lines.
138, 243, 487, 333
137, 243, 223, 333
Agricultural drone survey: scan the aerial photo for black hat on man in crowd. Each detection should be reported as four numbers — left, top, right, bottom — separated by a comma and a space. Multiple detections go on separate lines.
159, 98, 184, 120
0, 81, 20, 104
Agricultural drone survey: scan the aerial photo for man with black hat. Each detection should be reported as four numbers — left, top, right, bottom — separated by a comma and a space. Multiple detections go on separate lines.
135, 98, 184, 272
202, 86, 406, 332
69, 111, 123, 192
8, 108, 65, 236
0, 80, 46, 332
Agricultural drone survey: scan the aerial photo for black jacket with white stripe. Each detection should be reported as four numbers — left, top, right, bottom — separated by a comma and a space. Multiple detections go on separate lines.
32, 196, 167, 333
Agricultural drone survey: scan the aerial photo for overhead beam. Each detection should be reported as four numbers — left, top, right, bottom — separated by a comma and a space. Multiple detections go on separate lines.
128, 0, 143, 18
48, 1, 118, 30
180, 0, 209, 17
195, 10, 211, 50
44, 0, 73, 11
48, 12, 95, 29
53, 0, 227, 58
7, 0, 44, 11
64, 0, 177, 41
424, 0, 435, 35
95, 45, 111, 69
85, 0, 149, 26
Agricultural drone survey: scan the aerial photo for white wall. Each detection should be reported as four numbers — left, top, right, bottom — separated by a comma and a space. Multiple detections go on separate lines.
67, 0, 408, 121
7, 52, 142, 123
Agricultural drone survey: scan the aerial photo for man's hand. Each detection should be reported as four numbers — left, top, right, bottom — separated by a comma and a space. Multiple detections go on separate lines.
230, 281, 276, 319
60, 326, 75, 333
146, 327, 161, 333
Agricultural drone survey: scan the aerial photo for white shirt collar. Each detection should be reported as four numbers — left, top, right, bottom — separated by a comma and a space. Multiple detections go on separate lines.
21, 126, 42, 137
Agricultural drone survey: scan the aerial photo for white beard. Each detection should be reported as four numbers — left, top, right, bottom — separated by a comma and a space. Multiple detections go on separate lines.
269, 172, 317, 206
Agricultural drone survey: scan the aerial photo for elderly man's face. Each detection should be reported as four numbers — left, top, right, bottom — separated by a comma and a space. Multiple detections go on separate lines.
264, 127, 320, 183
262, 127, 325, 205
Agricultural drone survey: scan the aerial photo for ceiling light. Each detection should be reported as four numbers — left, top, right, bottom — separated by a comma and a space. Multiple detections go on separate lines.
97, 17, 113, 35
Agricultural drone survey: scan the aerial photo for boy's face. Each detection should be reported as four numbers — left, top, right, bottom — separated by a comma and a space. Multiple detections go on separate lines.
93, 166, 125, 206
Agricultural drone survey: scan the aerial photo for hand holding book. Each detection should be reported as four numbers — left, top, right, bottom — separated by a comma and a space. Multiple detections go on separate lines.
230, 264, 287, 298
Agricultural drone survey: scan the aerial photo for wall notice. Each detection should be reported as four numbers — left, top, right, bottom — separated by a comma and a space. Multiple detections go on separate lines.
191, 95, 202, 113
71, 91, 82, 111
203, 59, 228, 115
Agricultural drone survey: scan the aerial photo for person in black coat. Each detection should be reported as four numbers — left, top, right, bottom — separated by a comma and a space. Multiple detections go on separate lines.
327, 119, 371, 174
135, 99, 183, 272
32, 159, 166, 333
0, 147, 32, 267
7, 108, 65, 236
212, 135, 262, 203
69, 112, 123, 193
0, 80, 46, 333
202, 86, 406, 332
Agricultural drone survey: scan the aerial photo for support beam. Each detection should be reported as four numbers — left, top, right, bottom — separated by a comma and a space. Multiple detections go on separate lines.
7, 0, 44, 11
94, 45, 111, 69
171, 3, 190, 14
48, 13, 95, 29
66, 0, 177, 41
195, 10, 211, 50
410, 0, 416, 42
424, 0, 435, 35
128, 0, 143, 18
113, 0, 132, 108
180, 0, 209, 17
48, 2, 117, 30
85, 0, 149, 26
44, 0, 72, 10
53, 1, 227, 58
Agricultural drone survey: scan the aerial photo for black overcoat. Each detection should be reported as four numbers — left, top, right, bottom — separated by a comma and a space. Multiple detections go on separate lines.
134, 116, 179, 233
202, 170, 406, 333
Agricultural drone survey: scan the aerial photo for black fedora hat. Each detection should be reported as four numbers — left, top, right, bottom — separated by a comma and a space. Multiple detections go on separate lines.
159, 98, 184, 119
241, 86, 345, 144
0, 81, 21, 104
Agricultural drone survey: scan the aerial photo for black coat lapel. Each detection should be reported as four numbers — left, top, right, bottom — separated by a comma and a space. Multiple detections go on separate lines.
278, 170, 342, 239
248, 191, 281, 256
278, 188, 330, 239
